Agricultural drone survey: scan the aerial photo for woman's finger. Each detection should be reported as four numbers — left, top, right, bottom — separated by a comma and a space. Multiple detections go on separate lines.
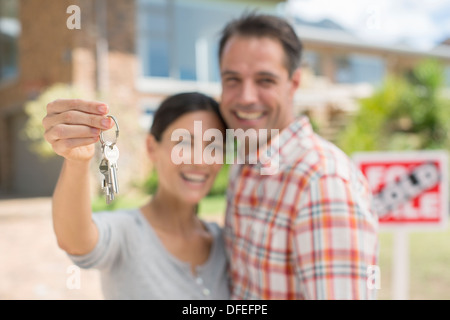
43, 110, 113, 132
46, 99, 109, 116
44, 124, 101, 143
52, 136, 99, 155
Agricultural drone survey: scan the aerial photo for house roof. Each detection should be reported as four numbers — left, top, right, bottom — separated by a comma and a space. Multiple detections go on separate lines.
294, 22, 450, 60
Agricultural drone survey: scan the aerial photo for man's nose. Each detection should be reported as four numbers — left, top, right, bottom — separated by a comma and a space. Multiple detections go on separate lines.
237, 81, 258, 106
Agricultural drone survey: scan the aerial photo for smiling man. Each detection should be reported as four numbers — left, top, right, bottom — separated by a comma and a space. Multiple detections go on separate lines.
218, 13, 379, 300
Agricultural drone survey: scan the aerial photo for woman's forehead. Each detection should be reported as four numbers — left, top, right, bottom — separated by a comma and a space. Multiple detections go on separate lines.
162, 111, 224, 138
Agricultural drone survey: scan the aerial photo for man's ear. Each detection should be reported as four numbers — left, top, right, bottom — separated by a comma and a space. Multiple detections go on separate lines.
290, 68, 301, 94
146, 134, 158, 162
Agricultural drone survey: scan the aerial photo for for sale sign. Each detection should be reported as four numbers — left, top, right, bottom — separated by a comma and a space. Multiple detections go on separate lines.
353, 151, 448, 230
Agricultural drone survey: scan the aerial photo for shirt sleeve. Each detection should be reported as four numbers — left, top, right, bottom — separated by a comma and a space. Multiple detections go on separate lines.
293, 173, 379, 300
68, 211, 124, 270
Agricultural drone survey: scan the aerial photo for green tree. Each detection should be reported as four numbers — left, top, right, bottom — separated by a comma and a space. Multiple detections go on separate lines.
337, 59, 450, 154
22, 83, 83, 158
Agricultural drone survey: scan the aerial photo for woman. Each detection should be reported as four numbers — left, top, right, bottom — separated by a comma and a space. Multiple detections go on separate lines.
43, 92, 229, 299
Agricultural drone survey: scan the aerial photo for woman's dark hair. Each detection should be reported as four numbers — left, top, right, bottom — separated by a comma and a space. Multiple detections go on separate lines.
218, 12, 303, 77
150, 92, 227, 141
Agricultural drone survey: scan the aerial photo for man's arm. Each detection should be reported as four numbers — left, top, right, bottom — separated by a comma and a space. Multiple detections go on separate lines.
293, 174, 379, 300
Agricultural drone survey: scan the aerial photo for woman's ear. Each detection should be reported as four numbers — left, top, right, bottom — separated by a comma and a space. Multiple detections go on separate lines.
146, 134, 158, 162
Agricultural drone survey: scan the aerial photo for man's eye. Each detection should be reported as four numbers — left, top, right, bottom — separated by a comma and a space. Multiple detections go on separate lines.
259, 78, 275, 84
224, 77, 239, 83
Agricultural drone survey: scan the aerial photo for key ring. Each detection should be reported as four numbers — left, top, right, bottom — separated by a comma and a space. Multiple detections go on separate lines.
100, 115, 119, 147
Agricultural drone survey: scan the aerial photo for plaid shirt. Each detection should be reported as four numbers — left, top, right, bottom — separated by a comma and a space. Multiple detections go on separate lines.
224, 116, 379, 300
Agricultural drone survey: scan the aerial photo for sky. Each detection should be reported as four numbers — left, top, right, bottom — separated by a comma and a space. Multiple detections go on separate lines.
287, 0, 450, 50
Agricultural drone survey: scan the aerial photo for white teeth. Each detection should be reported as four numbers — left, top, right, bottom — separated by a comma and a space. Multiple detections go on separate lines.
182, 173, 207, 182
236, 111, 264, 120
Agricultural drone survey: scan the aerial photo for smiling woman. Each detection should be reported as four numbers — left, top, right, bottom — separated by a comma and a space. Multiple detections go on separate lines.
147, 107, 224, 204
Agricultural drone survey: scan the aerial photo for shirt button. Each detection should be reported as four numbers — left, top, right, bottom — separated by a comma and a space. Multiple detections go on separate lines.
203, 288, 210, 296
196, 277, 203, 285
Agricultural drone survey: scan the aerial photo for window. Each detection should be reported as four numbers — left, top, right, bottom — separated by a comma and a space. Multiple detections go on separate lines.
137, 0, 171, 78
0, 0, 20, 82
139, 98, 162, 130
136, 0, 277, 83
302, 50, 322, 76
334, 53, 385, 85
444, 65, 450, 88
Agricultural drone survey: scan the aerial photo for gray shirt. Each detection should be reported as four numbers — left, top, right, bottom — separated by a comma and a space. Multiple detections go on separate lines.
69, 208, 230, 300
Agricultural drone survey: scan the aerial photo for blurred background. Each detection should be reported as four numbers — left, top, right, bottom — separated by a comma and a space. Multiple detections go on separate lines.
1, 0, 449, 300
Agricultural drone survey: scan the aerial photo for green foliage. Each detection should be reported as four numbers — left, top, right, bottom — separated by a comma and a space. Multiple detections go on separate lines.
337, 59, 450, 154
22, 83, 83, 158
143, 169, 159, 194
208, 164, 230, 196
198, 195, 227, 216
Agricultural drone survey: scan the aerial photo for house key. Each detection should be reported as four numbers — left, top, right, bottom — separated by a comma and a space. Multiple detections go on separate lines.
99, 115, 120, 204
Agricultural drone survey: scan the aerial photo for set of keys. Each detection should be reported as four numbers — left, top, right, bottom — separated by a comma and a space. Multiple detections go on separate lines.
99, 115, 120, 204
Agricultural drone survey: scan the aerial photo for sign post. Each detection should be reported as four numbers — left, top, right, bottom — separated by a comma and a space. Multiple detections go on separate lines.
392, 229, 409, 300
353, 150, 448, 300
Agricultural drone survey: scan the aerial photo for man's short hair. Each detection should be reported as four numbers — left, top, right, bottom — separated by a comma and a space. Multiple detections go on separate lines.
218, 12, 303, 76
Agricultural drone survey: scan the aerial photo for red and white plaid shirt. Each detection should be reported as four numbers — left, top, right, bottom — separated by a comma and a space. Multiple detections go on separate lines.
224, 116, 379, 300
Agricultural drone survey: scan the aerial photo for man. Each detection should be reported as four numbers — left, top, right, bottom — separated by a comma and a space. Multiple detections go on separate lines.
218, 13, 379, 300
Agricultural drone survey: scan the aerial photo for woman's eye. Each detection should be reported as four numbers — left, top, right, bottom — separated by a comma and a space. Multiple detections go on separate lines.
205, 142, 224, 152
211, 142, 224, 149
178, 140, 192, 146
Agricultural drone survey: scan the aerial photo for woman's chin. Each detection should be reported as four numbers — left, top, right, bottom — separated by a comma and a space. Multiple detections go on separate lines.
179, 178, 213, 203
182, 193, 207, 205
179, 188, 212, 206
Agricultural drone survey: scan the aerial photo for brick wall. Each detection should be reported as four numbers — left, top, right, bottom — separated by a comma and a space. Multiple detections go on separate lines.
0, 0, 78, 195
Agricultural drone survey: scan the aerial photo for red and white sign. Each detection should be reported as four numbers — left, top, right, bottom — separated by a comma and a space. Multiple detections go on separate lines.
353, 151, 448, 230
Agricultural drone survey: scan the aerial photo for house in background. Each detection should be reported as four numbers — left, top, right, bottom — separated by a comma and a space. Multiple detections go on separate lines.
1, 0, 449, 197
0, 0, 282, 197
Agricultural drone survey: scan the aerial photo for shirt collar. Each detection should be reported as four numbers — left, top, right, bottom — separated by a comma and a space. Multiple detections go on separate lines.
239, 116, 313, 175
275, 115, 314, 154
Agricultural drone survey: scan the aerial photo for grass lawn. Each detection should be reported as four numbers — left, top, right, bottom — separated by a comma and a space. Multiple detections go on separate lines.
92, 192, 450, 300
377, 226, 450, 300
198, 195, 227, 218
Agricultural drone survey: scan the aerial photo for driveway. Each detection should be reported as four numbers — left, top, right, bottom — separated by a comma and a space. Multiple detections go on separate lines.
0, 197, 102, 300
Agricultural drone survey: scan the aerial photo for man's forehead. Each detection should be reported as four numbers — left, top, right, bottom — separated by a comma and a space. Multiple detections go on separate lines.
222, 34, 283, 53
221, 69, 280, 79
220, 35, 288, 73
